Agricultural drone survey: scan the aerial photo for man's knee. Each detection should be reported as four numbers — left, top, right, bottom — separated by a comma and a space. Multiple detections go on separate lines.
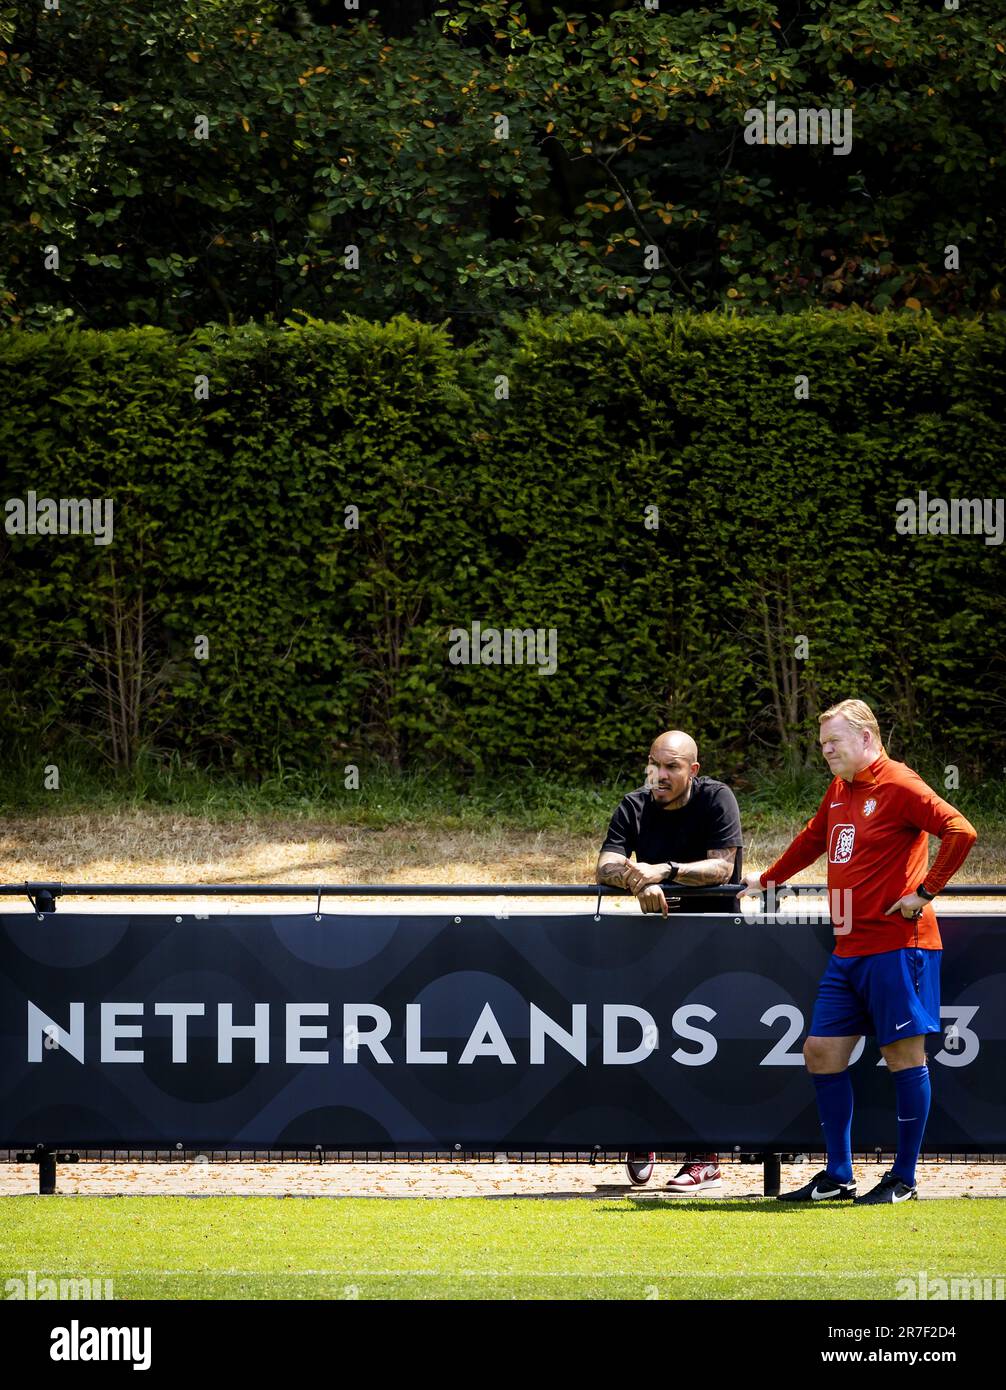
882, 1036, 927, 1071
803, 1036, 849, 1073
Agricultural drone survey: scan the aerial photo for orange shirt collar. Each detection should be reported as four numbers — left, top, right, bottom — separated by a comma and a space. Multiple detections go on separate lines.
847, 752, 887, 787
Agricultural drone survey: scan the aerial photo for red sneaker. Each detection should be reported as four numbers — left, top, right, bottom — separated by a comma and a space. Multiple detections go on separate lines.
624, 1152, 655, 1185
665, 1155, 722, 1193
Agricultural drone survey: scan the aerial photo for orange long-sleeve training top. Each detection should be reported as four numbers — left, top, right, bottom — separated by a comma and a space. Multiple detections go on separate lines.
759, 752, 978, 957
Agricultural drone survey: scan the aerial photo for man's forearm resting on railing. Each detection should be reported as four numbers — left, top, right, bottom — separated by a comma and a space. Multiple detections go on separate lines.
596, 850, 735, 913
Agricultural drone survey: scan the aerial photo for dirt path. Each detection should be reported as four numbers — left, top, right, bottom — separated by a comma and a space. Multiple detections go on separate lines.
1, 1160, 1002, 1199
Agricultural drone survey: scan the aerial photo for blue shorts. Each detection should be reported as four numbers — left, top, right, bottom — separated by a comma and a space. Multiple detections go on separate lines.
809, 948, 942, 1048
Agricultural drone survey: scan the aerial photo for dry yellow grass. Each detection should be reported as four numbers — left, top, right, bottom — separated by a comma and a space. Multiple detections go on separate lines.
0, 810, 1002, 905
0, 811, 601, 908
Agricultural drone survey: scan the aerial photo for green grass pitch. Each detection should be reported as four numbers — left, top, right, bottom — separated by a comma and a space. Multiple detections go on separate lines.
2, 1196, 1003, 1300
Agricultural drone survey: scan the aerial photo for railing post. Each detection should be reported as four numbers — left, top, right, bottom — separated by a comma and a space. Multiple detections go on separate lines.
763, 1153, 781, 1197
25, 882, 60, 914
38, 1149, 56, 1194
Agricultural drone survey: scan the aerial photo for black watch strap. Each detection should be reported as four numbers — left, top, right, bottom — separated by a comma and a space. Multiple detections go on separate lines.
664, 862, 680, 883
916, 882, 936, 901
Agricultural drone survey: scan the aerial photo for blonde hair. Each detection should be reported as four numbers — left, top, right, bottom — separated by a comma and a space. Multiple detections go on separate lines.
819, 699, 885, 753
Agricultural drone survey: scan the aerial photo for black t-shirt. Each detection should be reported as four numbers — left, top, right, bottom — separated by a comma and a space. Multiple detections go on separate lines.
600, 776, 743, 913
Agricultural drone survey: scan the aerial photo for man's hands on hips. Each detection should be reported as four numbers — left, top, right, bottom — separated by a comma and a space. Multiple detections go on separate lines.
742, 877, 928, 917
885, 892, 928, 919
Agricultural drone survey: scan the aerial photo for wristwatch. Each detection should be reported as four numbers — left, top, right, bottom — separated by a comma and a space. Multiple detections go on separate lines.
663, 862, 680, 883
916, 883, 936, 901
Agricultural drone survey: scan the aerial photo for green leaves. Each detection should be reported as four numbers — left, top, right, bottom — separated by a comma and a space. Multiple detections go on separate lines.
2, 311, 1001, 777
3, 0, 1003, 331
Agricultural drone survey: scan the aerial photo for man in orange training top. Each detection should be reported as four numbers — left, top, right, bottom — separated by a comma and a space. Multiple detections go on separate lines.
742, 699, 977, 1204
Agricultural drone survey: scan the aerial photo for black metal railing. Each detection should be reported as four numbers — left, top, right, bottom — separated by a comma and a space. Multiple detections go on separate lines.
3, 880, 1005, 915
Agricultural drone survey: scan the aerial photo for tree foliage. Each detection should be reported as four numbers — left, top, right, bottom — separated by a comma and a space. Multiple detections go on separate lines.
2, 311, 1003, 777
2, 1, 1004, 334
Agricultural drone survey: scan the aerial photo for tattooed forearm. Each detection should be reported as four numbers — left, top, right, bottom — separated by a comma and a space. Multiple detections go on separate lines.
673, 848, 738, 886
596, 857, 629, 888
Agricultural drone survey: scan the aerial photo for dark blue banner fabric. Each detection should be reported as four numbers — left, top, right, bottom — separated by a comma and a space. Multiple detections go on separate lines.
1, 913, 1002, 1150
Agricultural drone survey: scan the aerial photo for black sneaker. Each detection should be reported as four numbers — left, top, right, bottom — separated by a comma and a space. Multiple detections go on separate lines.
777, 1169, 857, 1202
854, 1170, 918, 1205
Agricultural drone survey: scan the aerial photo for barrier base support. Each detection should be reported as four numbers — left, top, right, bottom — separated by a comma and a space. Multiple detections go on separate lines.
763, 1154, 782, 1197
15, 1146, 79, 1194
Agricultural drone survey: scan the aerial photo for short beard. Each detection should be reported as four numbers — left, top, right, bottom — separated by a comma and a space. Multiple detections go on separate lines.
658, 780, 692, 810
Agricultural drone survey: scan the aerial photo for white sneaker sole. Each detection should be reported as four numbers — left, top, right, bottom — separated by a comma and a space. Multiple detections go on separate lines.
665, 1178, 723, 1194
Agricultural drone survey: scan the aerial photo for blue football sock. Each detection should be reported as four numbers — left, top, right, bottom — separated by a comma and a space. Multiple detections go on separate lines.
812, 1070, 854, 1184
892, 1065, 930, 1188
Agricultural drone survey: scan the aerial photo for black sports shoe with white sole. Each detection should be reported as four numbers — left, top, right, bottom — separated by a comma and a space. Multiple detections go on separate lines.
777, 1169, 857, 1202
854, 1170, 918, 1204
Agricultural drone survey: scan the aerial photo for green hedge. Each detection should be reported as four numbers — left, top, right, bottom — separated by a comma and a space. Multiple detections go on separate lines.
1, 309, 1004, 780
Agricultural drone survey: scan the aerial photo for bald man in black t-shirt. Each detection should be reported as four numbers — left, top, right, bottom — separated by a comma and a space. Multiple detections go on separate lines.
596, 730, 743, 1192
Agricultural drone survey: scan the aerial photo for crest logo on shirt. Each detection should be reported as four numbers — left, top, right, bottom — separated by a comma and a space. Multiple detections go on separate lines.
863, 798, 877, 817
829, 823, 856, 864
